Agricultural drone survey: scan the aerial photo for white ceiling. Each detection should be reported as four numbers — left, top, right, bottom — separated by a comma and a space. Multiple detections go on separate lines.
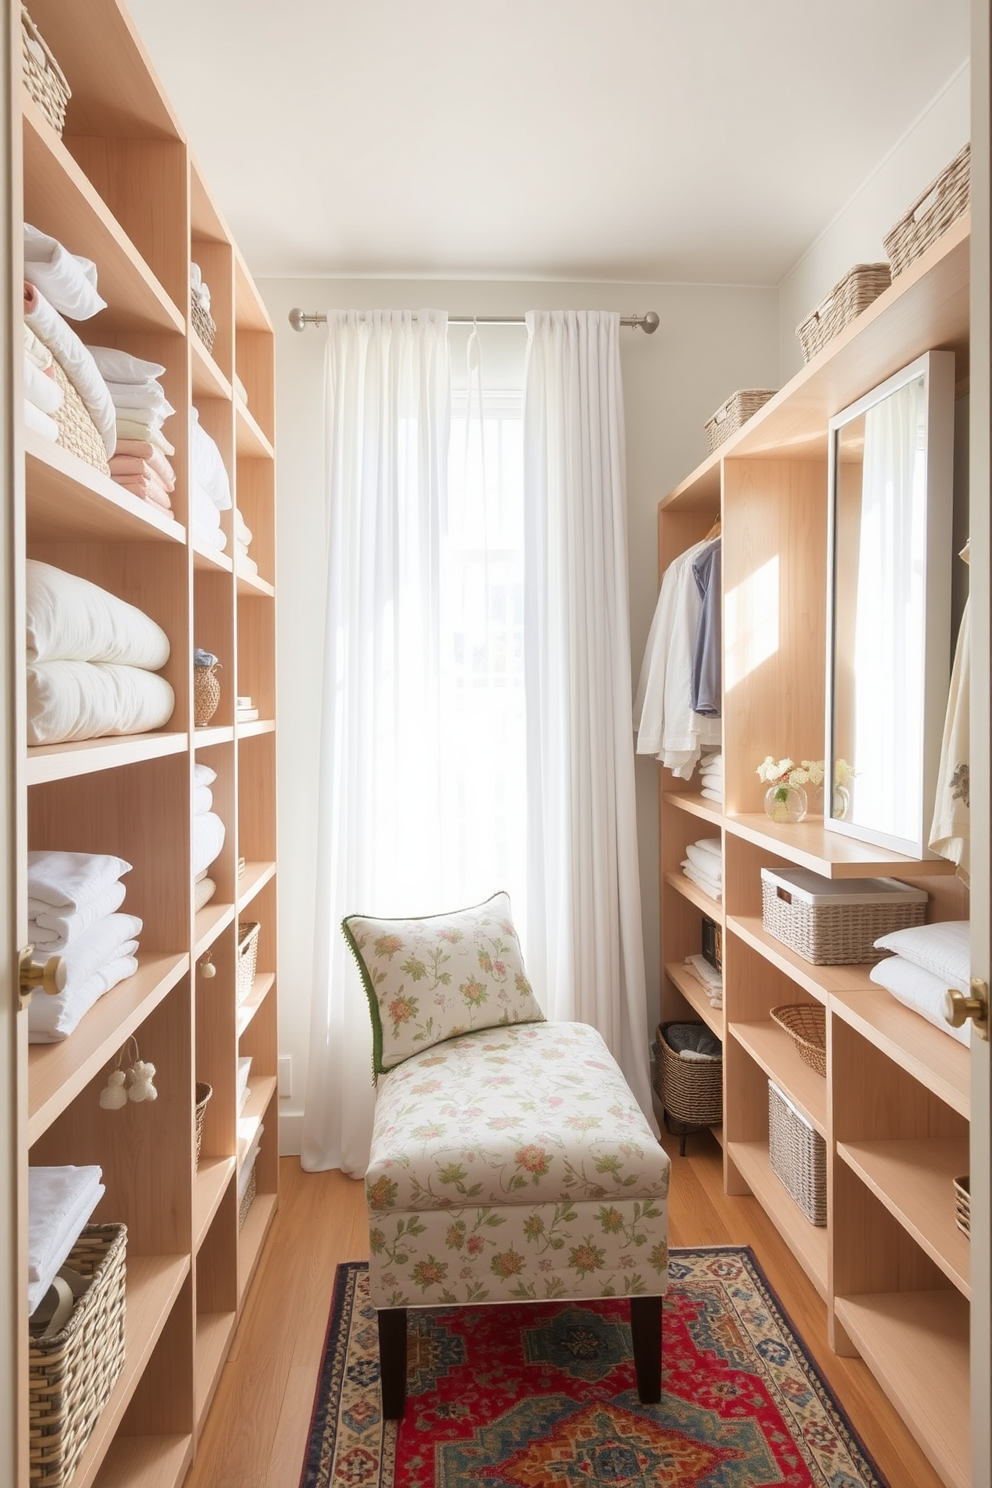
126, 1, 969, 287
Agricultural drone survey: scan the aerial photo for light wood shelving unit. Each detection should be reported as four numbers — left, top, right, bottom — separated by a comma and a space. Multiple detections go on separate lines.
16, 5, 278, 1485
656, 215, 972, 1488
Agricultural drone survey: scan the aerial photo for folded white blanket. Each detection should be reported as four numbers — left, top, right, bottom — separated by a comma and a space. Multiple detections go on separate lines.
31, 911, 141, 984
682, 861, 723, 902
105, 381, 174, 419
28, 849, 131, 910
193, 811, 226, 877
685, 953, 723, 993
699, 752, 724, 775
24, 284, 116, 456
24, 399, 58, 442
24, 356, 63, 416
193, 784, 213, 816
235, 509, 252, 547
24, 224, 106, 321
692, 836, 721, 860
27, 560, 171, 669
191, 408, 232, 510
194, 762, 217, 787
28, 1165, 105, 1313
29, 950, 138, 1044
29, 879, 128, 948
686, 841, 722, 878
86, 345, 165, 385
237, 555, 259, 580
700, 772, 724, 789
700, 786, 723, 804
27, 660, 175, 746
192, 484, 228, 551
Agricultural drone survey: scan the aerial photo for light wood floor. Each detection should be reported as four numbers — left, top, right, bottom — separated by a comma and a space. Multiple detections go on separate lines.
187, 1132, 946, 1488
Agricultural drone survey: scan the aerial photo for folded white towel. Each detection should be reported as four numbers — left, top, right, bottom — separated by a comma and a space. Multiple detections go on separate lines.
86, 345, 165, 385
28, 850, 131, 911
27, 560, 171, 669
194, 762, 217, 787
699, 752, 724, 775
23, 355, 63, 416
700, 786, 723, 804
24, 285, 116, 455
28, 1165, 105, 1312
685, 953, 723, 993
24, 399, 58, 442
28, 950, 139, 1044
24, 224, 106, 321
29, 879, 128, 949
692, 837, 722, 861
685, 843, 723, 883
105, 381, 174, 419
194, 811, 226, 877
234, 509, 252, 547
193, 784, 213, 816
682, 861, 723, 902
32, 911, 141, 984
27, 659, 176, 746
237, 556, 259, 580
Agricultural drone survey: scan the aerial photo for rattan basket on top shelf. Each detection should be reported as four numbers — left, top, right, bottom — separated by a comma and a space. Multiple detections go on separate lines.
796, 262, 892, 363
883, 142, 970, 277
704, 389, 777, 452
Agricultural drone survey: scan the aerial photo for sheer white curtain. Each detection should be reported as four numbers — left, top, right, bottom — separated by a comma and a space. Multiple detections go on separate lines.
522, 310, 656, 1127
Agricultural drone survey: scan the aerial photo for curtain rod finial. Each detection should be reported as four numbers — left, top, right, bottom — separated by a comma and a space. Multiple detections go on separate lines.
642, 311, 660, 335
288, 307, 307, 333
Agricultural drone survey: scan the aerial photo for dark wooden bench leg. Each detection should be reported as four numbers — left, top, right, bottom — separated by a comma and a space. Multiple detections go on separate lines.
377, 1307, 407, 1420
630, 1294, 662, 1403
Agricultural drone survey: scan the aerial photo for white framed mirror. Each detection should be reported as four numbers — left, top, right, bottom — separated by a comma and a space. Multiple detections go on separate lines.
825, 349, 955, 857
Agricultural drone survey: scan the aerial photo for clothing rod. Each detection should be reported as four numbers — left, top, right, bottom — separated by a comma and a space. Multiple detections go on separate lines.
288, 307, 660, 334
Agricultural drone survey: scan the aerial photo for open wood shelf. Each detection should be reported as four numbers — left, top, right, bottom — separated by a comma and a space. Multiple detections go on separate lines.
236, 861, 276, 912
193, 725, 235, 750
723, 813, 957, 879
91, 1436, 192, 1488
236, 718, 275, 740
726, 915, 867, 1003
235, 565, 275, 598
193, 1157, 236, 1253
194, 1311, 237, 1428
237, 1077, 277, 1164
194, 902, 235, 959
728, 1140, 828, 1298
236, 973, 275, 1039
27, 731, 189, 786
191, 335, 232, 401
662, 790, 723, 826
234, 248, 274, 333
663, 869, 723, 922
834, 1289, 970, 1488
830, 988, 970, 1119
729, 1019, 827, 1136
25, 434, 185, 545
664, 961, 723, 1038
235, 402, 274, 459
192, 541, 233, 574
237, 1191, 278, 1302
837, 1138, 970, 1297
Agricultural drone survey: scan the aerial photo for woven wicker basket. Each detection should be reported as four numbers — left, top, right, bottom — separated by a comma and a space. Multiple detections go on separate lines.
760, 868, 927, 966
768, 1082, 826, 1226
884, 143, 970, 278
191, 297, 217, 354
236, 920, 260, 1002
50, 360, 110, 477
770, 1004, 826, 1077
654, 1021, 722, 1154
954, 1174, 970, 1239
193, 1081, 212, 1172
238, 1163, 257, 1230
193, 662, 221, 726
22, 5, 71, 136
29, 1223, 127, 1488
704, 389, 777, 453
796, 263, 892, 363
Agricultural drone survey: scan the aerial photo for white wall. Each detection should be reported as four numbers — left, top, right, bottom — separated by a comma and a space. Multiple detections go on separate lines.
779, 62, 970, 379
262, 275, 780, 1153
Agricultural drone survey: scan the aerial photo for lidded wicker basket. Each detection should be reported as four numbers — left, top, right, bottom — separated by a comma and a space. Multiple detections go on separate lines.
796, 263, 891, 363
22, 5, 71, 136
884, 143, 970, 278
704, 389, 777, 453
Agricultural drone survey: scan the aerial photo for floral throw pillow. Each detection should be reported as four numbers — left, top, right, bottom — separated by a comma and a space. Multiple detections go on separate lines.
342, 891, 545, 1077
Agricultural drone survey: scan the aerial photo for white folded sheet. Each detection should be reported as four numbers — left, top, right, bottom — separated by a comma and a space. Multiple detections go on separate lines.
29, 950, 139, 1044
194, 762, 217, 787
27, 560, 171, 669
24, 355, 63, 416
699, 752, 724, 775
104, 380, 174, 418
28, 849, 132, 910
28, 1165, 105, 1313
191, 408, 232, 510
24, 224, 106, 321
193, 784, 213, 816
700, 786, 723, 803
24, 322, 53, 371
192, 484, 228, 551
193, 811, 226, 877
27, 660, 175, 746
23, 284, 116, 455
235, 509, 252, 547
24, 399, 58, 442
29, 879, 128, 948
86, 345, 165, 384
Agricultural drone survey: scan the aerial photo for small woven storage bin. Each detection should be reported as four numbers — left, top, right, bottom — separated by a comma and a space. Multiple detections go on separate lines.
238, 1163, 257, 1230
704, 389, 777, 453
50, 360, 110, 477
29, 1223, 127, 1488
768, 1082, 826, 1226
796, 263, 892, 363
760, 866, 927, 966
236, 920, 260, 1002
655, 1021, 722, 1153
954, 1175, 970, 1239
770, 1003, 826, 1077
191, 297, 217, 354
193, 662, 221, 726
884, 143, 970, 278
193, 1082, 212, 1172
22, 5, 71, 136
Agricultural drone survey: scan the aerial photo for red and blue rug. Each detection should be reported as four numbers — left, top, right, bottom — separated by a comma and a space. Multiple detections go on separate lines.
300, 1248, 887, 1486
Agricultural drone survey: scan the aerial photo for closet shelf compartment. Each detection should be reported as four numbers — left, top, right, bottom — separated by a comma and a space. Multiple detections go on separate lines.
22, 92, 184, 335
194, 902, 235, 959
27, 731, 189, 787
664, 961, 722, 1038
830, 988, 970, 1119
235, 403, 274, 459
25, 434, 185, 545
28, 952, 188, 1144
195, 1312, 237, 1431
727, 1140, 828, 1299
837, 1138, 971, 1297
235, 566, 274, 598
192, 541, 234, 574
662, 790, 723, 826
191, 333, 232, 401
236, 861, 276, 912
237, 1077, 277, 1166
834, 1290, 969, 1488
91, 1435, 192, 1488
237, 1190, 278, 1303
726, 916, 847, 1004
722, 813, 956, 879
729, 1020, 828, 1137
237, 718, 275, 741
194, 1156, 237, 1254
664, 869, 723, 923
236, 973, 274, 1039
234, 249, 274, 334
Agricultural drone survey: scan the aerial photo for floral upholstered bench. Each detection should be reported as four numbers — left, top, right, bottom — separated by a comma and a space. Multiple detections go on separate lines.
344, 894, 671, 1420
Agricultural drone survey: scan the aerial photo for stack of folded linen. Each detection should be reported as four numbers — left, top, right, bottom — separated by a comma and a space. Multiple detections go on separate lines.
194, 767, 226, 881
870, 920, 970, 1047
87, 345, 177, 513
681, 837, 723, 902
699, 752, 724, 805
190, 406, 232, 552
23, 325, 63, 442
28, 1164, 105, 1314
26, 559, 175, 746
28, 849, 141, 1043
23, 224, 116, 466
236, 695, 258, 723
684, 952, 723, 1010
234, 510, 258, 578
193, 762, 219, 910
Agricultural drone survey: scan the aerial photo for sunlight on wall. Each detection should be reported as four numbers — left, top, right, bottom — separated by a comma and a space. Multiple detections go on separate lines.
725, 555, 780, 690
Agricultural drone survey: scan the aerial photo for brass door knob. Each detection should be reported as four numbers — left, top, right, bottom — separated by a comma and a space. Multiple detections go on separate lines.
942, 979, 989, 1041
17, 946, 66, 1009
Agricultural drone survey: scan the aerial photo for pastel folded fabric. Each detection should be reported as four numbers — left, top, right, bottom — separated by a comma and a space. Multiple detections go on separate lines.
27, 660, 175, 746
112, 441, 176, 487
27, 560, 171, 669
23, 356, 62, 416
191, 408, 232, 510
870, 953, 970, 1047
115, 418, 175, 455
28, 1165, 105, 1311
194, 876, 216, 912
24, 224, 106, 320
112, 404, 168, 431
29, 879, 128, 948
108, 454, 177, 492
23, 283, 116, 456
193, 811, 226, 876
874, 920, 970, 995
86, 345, 166, 385
24, 399, 58, 442
110, 472, 173, 510
28, 849, 131, 910
193, 784, 213, 815
28, 950, 139, 1044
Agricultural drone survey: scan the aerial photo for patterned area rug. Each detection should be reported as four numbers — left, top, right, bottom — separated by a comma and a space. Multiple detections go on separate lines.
300, 1248, 888, 1487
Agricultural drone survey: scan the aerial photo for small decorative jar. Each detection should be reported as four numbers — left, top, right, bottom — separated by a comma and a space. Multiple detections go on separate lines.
193, 648, 221, 727
764, 783, 808, 824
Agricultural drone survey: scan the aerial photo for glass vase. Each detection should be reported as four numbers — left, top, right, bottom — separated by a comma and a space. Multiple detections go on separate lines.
832, 784, 851, 820
763, 783, 808, 825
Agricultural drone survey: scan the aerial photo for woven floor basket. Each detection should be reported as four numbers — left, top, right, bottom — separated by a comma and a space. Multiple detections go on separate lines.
704, 389, 777, 453
770, 1004, 826, 1077
191, 297, 217, 354
796, 262, 891, 363
239, 1164, 257, 1231
29, 1223, 127, 1488
768, 1082, 826, 1226
50, 360, 110, 477
236, 920, 260, 1002
884, 142, 970, 278
193, 1082, 212, 1172
654, 1022, 723, 1128
760, 876, 925, 965
22, 5, 71, 136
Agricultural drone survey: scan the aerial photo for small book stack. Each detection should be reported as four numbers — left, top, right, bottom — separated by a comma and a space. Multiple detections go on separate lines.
236, 694, 258, 723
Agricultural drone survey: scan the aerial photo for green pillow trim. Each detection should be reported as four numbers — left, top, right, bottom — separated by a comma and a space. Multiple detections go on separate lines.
341, 912, 387, 1082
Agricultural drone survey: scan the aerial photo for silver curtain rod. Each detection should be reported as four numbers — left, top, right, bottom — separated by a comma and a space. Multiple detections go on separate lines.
288, 307, 660, 334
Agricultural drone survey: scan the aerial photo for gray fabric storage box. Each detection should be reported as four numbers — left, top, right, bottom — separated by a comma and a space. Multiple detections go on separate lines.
760, 867, 927, 965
